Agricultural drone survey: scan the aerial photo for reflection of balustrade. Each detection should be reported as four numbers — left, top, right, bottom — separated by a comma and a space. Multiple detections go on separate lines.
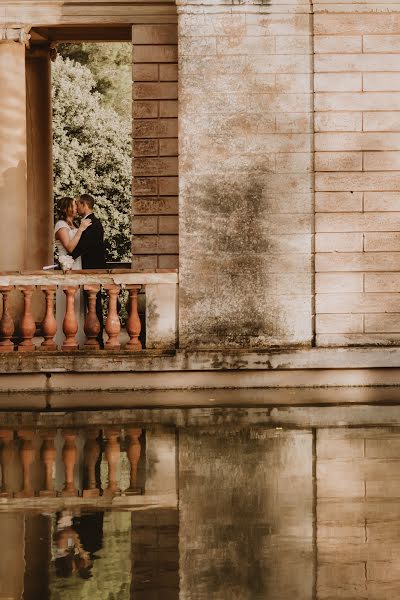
0, 427, 144, 498
0, 270, 178, 352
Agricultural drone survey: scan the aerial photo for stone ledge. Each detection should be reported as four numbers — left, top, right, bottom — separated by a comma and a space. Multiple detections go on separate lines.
1, 346, 400, 374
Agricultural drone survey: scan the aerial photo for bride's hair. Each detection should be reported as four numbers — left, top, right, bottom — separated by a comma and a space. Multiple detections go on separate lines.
57, 197, 74, 221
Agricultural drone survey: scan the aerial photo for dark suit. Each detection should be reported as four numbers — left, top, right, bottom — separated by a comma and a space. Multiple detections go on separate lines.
71, 213, 106, 269
71, 213, 106, 347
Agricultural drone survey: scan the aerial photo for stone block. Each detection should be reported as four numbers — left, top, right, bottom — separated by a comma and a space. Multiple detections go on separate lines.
133, 139, 158, 157
133, 177, 158, 196
315, 151, 362, 172
315, 112, 362, 132
315, 192, 363, 212
315, 73, 362, 92
315, 92, 400, 112
275, 73, 312, 93
365, 272, 400, 293
133, 157, 178, 176
159, 216, 178, 234
314, 14, 400, 35
314, 35, 362, 53
216, 36, 275, 56
133, 196, 178, 215
316, 252, 400, 272
159, 138, 178, 156
364, 233, 400, 252
131, 255, 158, 270
159, 64, 178, 81
133, 45, 177, 63
363, 35, 400, 53
133, 25, 178, 45
159, 177, 178, 195
364, 151, 400, 171
158, 255, 179, 269
316, 314, 364, 335
132, 235, 178, 254
364, 73, 400, 92
364, 192, 400, 211
276, 153, 312, 173
316, 272, 364, 293
133, 119, 178, 138
275, 113, 313, 133
252, 54, 312, 74
133, 63, 158, 82
159, 101, 178, 118
133, 100, 158, 119
316, 171, 400, 192
180, 36, 217, 56
315, 233, 363, 253
275, 35, 312, 55
317, 436, 365, 458
315, 54, 400, 73
363, 112, 400, 132
132, 216, 158, 234
366, 438, 400, 458
317, 212, 400, 233
134, 82, 178, 100
316, 293, 400, 314
364, 314, 400, 333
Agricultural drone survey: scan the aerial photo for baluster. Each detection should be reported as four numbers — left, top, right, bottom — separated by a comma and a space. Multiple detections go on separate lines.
82, 429, 100, 498
39, 430, 56, 497
60, 430, 78, 497
0, 286, 15, 352
40, 286, 57, 351
104, 429, 121, 497
83, 285, 101, 350
104, 285, 121, 350
0, 430, 13, 497
62, 286, 78, 351
15, 430, 35, 497
125, 285, 142, 351
18, 286, 36, 352
125, 428, 143, 495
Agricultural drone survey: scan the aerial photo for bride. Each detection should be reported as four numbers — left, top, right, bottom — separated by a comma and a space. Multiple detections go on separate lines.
54, 197, 92, 349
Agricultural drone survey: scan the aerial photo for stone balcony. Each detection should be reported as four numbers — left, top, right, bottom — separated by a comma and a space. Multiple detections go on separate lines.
0, 269, 178, 353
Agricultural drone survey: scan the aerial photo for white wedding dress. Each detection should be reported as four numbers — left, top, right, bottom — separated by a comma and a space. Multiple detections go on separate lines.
54, 220, 85, 349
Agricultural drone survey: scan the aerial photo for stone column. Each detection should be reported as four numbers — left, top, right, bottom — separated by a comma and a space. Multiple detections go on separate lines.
0, 30, 29, 271
26, 44, 53, 269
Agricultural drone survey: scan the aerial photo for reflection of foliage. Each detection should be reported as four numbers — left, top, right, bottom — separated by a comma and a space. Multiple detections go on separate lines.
52, 52, 132, 263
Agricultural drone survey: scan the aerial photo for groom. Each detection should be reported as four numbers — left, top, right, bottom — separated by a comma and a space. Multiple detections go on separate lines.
71, 193, 106, 347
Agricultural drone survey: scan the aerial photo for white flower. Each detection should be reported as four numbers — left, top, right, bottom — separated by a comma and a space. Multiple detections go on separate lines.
59, 255, 74, 271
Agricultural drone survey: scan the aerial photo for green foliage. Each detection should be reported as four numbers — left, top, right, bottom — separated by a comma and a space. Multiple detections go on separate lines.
57, 43, 132, 118
52, 54, 132, 263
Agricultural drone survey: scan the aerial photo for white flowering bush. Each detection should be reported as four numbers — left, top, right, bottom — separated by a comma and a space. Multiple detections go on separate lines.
52, 55, 132, 263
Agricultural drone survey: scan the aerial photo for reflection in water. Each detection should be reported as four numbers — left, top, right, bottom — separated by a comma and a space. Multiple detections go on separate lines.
2, 425, 400, 598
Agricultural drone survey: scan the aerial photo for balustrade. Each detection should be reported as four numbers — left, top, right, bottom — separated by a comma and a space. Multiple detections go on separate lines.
0, 270, 177, 352
0, 427, 144, 498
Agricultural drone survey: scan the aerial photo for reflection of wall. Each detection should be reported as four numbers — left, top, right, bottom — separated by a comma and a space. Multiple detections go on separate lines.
0, 513, 24, 599
179, 428, 313, 600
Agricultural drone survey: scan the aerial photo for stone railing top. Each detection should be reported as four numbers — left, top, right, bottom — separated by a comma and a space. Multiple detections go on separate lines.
0, 269, 178, 287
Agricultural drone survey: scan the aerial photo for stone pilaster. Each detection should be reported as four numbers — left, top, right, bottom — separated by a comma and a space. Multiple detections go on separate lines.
178, 0, 313, 348
0, 30, 30, 271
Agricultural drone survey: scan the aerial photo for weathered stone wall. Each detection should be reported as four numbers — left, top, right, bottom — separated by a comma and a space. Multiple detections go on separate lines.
315, 5, 400, 347
178, 0, 313, 348
132, 23, 179, 270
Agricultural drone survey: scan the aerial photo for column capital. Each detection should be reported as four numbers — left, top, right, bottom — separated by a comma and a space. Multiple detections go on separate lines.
0, 27, 30, 46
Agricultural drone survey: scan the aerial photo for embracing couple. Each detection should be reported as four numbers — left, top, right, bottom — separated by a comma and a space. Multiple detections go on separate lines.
54, 194, 106, 348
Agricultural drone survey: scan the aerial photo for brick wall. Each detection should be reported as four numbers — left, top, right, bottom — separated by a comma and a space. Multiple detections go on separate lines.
315, 10, 400, 346
132, 24, 179, 270
178, 1, 313, 348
